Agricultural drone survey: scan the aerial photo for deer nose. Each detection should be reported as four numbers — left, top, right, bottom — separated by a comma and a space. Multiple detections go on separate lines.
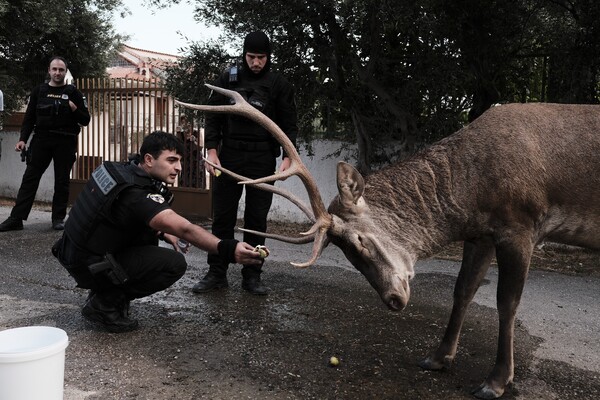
385, 279, 410, 311
387, 293, 408, 311
387, 296, 403, 311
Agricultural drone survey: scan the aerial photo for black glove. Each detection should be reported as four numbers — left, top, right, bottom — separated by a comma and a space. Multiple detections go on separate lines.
217, 239, 239, 264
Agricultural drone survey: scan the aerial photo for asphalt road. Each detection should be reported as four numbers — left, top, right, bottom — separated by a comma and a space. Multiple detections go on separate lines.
0, 205, 599, 399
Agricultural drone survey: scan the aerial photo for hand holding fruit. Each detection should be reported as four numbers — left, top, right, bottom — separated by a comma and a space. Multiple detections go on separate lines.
254, 245, 270, 258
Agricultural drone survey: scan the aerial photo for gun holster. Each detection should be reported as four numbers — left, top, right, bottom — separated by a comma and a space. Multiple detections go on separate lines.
21, 147, 31, 163
87, 254, 129, 285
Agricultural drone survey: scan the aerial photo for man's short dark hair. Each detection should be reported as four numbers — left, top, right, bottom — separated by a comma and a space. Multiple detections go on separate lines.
139, 131, 184, 159
49, 56, 68, 69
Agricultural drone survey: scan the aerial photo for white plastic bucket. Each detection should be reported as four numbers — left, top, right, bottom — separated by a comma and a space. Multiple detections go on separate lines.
0, 326, 69, 400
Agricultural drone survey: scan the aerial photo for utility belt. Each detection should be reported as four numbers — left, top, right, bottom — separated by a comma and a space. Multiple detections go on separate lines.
35, 129, 78, 136
222, 138, 274, 152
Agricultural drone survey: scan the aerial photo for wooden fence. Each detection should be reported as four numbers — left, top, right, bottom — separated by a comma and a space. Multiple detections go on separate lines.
70, 77, 210, 218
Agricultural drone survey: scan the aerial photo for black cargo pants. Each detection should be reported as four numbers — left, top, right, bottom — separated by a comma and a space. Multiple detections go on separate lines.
10, 132, 77, 222
54, 237, 187, 301
207, 145, 276, 277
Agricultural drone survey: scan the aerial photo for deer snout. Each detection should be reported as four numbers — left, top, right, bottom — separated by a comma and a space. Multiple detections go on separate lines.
383, 277, 411, 311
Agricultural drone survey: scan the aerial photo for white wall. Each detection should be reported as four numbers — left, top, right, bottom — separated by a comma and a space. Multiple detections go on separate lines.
260, 139, 357, 223
0, 130, 56, 201
0, 132, 356, 223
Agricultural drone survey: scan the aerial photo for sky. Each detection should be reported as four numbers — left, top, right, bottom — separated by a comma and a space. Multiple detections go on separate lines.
111, 0, 222, 55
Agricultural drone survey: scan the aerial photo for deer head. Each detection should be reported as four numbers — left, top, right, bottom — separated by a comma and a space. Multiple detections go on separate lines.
176, 85, 414, 310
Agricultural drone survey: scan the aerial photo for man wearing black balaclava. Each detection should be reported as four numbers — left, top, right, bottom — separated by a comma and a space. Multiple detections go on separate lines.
193, 31, 298, 296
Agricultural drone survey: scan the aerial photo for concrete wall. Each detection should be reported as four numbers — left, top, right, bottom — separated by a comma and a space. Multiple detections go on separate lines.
0, 132, 357, 223
265, 139, 356, 223
0, 130, 56, 202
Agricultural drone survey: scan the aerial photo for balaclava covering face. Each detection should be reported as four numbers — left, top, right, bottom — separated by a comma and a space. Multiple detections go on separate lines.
242, 30, 271, 78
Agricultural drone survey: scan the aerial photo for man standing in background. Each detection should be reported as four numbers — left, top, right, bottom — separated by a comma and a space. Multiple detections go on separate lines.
192, 31, 298, 296
0, 56, 90, 232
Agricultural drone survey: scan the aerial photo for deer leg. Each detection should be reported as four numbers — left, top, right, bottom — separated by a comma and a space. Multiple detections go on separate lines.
419, 238, 495, 370
472, 235, 532, 400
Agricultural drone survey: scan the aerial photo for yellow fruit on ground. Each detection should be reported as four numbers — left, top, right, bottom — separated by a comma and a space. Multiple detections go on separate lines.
329, 356, 340, 367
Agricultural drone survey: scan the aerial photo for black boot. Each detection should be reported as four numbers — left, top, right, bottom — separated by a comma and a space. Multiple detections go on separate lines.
52, 219, 65, 230
241, 268, 269, 296
82, 292, 139, 333
0, 217, 23, 232
191, 270, 228, 293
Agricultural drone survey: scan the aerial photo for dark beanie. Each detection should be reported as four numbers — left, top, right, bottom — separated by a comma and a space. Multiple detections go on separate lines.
243, 31, 271, 55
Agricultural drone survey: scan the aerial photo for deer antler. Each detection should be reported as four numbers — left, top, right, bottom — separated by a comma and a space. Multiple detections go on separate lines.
176, 84, 332, 267
203, 158, 316, 224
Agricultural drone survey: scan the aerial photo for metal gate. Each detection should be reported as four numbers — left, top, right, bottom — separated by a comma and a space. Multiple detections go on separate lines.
70, 77, 211, 218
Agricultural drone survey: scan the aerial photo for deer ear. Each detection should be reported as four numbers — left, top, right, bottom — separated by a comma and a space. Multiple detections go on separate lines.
336, 161, 365, 206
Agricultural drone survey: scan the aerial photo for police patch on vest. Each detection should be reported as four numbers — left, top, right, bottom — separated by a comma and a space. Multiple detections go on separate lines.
92, 164, 118, 195
147, 193, 165, 203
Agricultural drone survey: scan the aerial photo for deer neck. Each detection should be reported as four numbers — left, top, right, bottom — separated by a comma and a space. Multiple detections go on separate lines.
364, 153, 468, 258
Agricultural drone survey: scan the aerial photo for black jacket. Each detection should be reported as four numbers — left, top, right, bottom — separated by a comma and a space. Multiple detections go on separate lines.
204, 64, 298, 157
20, 83, 90, 142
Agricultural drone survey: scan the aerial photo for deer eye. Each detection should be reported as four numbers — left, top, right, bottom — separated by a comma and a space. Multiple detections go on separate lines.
357, 235, 371, 255
357, 235, 365, 246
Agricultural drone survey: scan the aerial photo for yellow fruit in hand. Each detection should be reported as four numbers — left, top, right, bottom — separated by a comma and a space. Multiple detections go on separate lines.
254, 245, 270, 258
214, 169, 222, 177
329, 356, 340, 367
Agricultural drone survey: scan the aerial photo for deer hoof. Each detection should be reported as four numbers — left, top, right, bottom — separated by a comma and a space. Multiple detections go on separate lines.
418, 355, 451, 371
471, 383, 504, 399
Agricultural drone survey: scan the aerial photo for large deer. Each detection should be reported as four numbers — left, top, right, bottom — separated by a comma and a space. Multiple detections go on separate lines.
177, 85, 600, 399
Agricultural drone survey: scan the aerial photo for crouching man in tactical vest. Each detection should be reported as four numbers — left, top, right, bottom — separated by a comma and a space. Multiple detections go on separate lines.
52, 131, 263, 333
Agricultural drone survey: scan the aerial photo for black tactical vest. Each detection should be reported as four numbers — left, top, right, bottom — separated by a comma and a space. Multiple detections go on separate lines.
35, 84, 78, 134
227, 68, 278, 139
64, 162, 158, 256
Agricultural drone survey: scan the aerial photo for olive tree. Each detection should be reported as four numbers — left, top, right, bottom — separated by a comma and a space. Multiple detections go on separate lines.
0, 0, 123, 114
162, 0, 600, 171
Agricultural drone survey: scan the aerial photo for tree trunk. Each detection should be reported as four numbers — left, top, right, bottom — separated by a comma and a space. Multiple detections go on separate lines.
351, 109, 372, 175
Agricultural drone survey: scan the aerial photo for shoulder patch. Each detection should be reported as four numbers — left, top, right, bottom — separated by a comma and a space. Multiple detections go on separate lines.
147, 193, 165, 204
92, 164, 118, 195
